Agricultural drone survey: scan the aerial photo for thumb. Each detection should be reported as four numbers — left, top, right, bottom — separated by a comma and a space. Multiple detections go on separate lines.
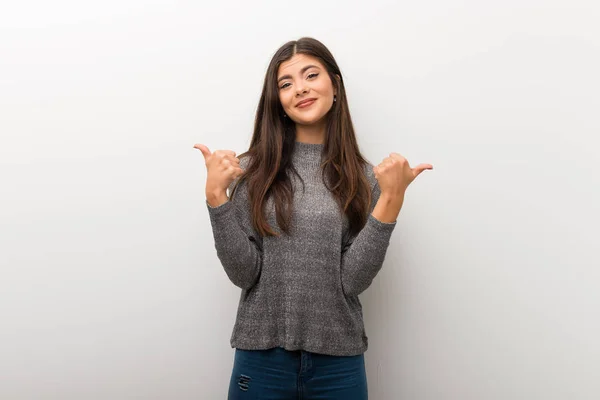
193, 144, 211, 160
412, 163, 433, 178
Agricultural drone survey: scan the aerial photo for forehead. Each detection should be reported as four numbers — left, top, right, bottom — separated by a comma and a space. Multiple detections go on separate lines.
277, 54, 324, 77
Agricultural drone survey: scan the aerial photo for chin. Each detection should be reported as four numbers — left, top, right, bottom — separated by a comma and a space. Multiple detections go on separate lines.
293, 112, 328, 126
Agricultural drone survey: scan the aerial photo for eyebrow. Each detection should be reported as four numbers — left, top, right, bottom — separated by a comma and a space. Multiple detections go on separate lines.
277, 65, 320, 83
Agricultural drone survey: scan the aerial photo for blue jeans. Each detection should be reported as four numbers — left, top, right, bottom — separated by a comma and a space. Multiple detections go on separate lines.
227, 346, 368, 399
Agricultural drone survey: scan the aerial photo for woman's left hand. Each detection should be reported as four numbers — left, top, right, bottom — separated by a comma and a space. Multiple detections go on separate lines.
373, 153, 433, 197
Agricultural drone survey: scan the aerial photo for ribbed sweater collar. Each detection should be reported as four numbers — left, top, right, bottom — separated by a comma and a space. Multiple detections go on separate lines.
292, 141, 324, 169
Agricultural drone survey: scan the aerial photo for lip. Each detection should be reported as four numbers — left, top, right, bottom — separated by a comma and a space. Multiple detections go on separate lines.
296, 98, 317, 108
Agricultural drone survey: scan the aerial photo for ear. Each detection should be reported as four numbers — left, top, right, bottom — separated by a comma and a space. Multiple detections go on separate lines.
334, 74, 341, 96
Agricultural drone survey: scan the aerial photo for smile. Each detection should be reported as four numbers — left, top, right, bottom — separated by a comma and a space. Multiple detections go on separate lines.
297, 99, 317, 108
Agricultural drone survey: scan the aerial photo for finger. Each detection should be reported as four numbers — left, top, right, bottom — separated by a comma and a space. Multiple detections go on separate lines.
414, 163, 433, 171
379, 162, 393, 172
228, 165, 244, 178
224, 155, 241, 165
389, 153, 405, 161
378, 158, 390, 168
220, 159, 241, 171
412, 163, 433, 178
391, 155, 409, 168
215, 149, 237, 157
193, 144, 212, 161
384, 155, 406, 167
234, 167, 245, 178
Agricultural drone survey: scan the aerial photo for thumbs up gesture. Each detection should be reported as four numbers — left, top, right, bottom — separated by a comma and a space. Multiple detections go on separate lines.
373, 153, 433, 197
194, 144, 244, 206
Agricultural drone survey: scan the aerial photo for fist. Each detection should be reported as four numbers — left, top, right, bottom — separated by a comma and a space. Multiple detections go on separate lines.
373, 153, 433, 196
194, 144, 244, 194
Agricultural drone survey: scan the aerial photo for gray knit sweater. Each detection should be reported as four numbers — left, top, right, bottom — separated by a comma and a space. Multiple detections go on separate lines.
206, 141, 396, 356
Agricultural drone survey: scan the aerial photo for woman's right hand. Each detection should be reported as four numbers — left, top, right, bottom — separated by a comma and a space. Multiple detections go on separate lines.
194, 144, 244, 206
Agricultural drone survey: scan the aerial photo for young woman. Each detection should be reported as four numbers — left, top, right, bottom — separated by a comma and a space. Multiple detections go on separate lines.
195, 37, 432, 400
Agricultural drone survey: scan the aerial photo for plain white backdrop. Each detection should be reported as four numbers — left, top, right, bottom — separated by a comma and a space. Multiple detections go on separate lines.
1, 0, 599, 399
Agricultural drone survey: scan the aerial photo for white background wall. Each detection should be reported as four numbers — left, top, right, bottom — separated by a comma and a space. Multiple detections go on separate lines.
1, 0, 599, 399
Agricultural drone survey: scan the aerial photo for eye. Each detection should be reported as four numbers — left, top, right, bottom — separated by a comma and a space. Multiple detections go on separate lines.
279, 73, 319, 89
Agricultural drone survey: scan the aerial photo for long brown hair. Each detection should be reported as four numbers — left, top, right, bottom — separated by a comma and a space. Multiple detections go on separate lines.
233, 37, 373, 238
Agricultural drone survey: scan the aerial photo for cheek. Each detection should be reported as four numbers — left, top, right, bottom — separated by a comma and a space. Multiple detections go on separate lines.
316, 79, 334, 96
279, 92, 293, 109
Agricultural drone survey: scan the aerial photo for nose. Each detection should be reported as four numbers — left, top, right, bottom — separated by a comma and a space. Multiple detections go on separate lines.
296, 85, 309, 96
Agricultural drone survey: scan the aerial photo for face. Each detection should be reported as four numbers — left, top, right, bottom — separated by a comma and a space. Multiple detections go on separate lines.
277, 53, 337, 126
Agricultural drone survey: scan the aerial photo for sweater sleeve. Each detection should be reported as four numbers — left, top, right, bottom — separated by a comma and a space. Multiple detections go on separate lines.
340, 167, 397, 297
206, 158, 263, 290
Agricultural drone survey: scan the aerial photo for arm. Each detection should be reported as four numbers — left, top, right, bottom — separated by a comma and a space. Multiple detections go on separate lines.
340, 177, 400, 297
206, 161, 263, 290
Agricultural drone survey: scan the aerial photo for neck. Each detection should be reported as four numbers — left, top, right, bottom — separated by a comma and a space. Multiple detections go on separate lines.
295, 119, 326, 144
